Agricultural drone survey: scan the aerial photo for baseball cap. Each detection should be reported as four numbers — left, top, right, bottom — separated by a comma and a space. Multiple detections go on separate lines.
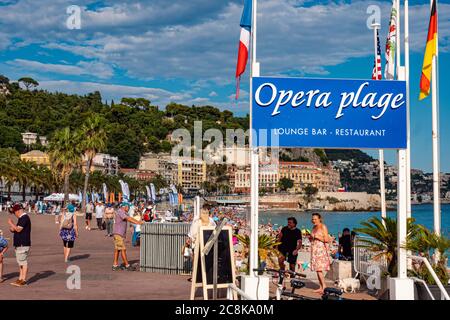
10, 203, 23, 214
120, 202, 131, 208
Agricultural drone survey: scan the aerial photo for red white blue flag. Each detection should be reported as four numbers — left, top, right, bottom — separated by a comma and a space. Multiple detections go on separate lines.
235, 0, 252, 99
372, 29, 382, 80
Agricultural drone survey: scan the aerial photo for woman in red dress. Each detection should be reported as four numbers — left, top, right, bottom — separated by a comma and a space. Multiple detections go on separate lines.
309, 213, 331, 294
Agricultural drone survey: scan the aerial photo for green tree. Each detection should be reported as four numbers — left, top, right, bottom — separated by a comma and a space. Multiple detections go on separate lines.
303, 184, 319, 205
18, 77, 39, 90
33, 165, 55, 200
0, 125, 26, 152
304, 184, 318, 197
355, 217, 417, 277
48, 127, 82, 205
406, 225, 450, 285
278, 177, 294, 191
314, 148, 328, 166
79, 115, 107, 213
0, 148, 20, 199
0, 75, 9, 84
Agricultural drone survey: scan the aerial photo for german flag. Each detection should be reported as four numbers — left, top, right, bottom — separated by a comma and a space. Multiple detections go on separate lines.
419, 0, 438, 100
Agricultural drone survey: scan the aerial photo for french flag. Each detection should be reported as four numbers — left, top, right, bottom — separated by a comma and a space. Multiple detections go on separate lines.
235, 0, 252, 100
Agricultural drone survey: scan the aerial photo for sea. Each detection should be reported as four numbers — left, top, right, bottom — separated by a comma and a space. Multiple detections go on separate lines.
259, 203, 450, 238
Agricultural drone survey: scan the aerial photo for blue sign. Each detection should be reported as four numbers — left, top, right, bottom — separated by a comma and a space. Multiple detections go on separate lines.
251, 77, 407, 149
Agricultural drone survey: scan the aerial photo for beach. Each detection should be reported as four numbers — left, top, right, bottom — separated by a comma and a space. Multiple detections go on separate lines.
259, 203, 450, 238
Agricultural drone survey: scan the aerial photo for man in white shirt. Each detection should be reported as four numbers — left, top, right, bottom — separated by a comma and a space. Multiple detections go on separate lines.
85, 202, 94, 230
95, 202, 105, 230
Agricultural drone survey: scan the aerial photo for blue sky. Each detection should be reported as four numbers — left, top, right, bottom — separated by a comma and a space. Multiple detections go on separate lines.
0, 0, 449, 172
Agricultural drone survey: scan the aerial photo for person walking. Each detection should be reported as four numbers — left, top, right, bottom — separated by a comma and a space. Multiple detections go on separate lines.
104, 204, 115, 237
309, 213, 331, 295
54, 203, 61, 224
112, 202, 143, 271
277, 217, 302, 271
7, 203, 31, 287
85, 201, 94, 230
95, 202, 105, 230
59, 201, 79, 263
0, 229, 9, 283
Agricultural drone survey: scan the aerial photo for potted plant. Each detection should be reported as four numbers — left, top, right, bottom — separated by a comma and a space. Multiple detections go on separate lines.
236, 233, 281, 272
405, 224, 450, 300
354, 216, 416, 299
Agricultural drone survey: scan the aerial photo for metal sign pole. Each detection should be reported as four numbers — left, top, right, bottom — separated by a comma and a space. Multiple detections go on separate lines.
213, 240, 218, 299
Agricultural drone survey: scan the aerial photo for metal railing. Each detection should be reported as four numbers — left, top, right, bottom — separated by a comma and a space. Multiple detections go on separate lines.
227, 284, 253, 300
353, 235, 388, 280
140, 222, 191, 274
408, 255, 450, 300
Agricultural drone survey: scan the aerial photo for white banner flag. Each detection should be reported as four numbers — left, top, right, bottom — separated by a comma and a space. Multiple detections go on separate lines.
384, 0, 397, 80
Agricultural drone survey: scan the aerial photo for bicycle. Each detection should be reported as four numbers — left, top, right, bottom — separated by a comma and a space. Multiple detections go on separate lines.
253, 268, 347, 300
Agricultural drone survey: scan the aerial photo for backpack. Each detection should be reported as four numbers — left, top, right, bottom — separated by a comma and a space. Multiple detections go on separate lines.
143, 210, 150, 222
61, 213, 74, 230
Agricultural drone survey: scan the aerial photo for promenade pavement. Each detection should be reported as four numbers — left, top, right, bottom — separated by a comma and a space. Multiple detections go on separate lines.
0, 212, 375, 300
0, 212, 190, 300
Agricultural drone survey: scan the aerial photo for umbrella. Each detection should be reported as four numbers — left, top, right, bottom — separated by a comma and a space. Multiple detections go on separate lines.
43, 193, 80, 202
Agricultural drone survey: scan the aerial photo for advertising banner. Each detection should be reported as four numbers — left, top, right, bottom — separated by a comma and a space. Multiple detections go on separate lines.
252, 76, 407, 149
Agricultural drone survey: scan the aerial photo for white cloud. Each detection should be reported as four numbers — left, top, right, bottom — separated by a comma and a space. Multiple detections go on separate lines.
6, 1, 445, 82
39, 80, 178, 105
0, 0, 449, 105
7, 59, 113, 79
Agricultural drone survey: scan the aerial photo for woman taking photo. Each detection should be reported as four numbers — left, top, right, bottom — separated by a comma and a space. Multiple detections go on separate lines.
309, 213, 331, 294
59, 201, 79, 262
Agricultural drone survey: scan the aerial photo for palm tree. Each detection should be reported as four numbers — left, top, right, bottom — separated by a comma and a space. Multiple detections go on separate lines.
48, 127, 82, 205
237, 233, 282, 270
16, 160, 37, 202
33, 165, 55, 201
0, 148, 21, 200
354, 216, 417, 277
79, 116, 107, 213
406, 225, 450, 285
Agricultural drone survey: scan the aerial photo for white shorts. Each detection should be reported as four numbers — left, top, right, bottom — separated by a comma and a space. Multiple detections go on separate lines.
15, 246, 30, 266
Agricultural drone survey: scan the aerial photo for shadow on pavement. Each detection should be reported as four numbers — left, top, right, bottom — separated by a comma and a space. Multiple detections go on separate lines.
2, 272, 19, 280
70, 254, 90, 261
27, 270, 56, 285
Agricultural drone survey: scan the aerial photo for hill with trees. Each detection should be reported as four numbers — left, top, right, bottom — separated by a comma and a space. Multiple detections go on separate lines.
0, 75, 249, 168
0, 74, 375, 170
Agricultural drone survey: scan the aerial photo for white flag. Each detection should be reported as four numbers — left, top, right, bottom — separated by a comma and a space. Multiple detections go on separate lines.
385, 0, 397, 80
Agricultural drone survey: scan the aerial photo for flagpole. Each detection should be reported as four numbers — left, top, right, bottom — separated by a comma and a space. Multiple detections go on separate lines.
249, 0, 260, 276
405, 0, 412, 219
372, 23, 387, 220
395, 0, 409, 283
431, 0, 440, 236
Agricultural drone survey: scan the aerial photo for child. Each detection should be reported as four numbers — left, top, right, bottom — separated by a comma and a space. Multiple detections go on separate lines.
131, 211, 142, 247
0, 229, 9, 283
182, 237, 193, 273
